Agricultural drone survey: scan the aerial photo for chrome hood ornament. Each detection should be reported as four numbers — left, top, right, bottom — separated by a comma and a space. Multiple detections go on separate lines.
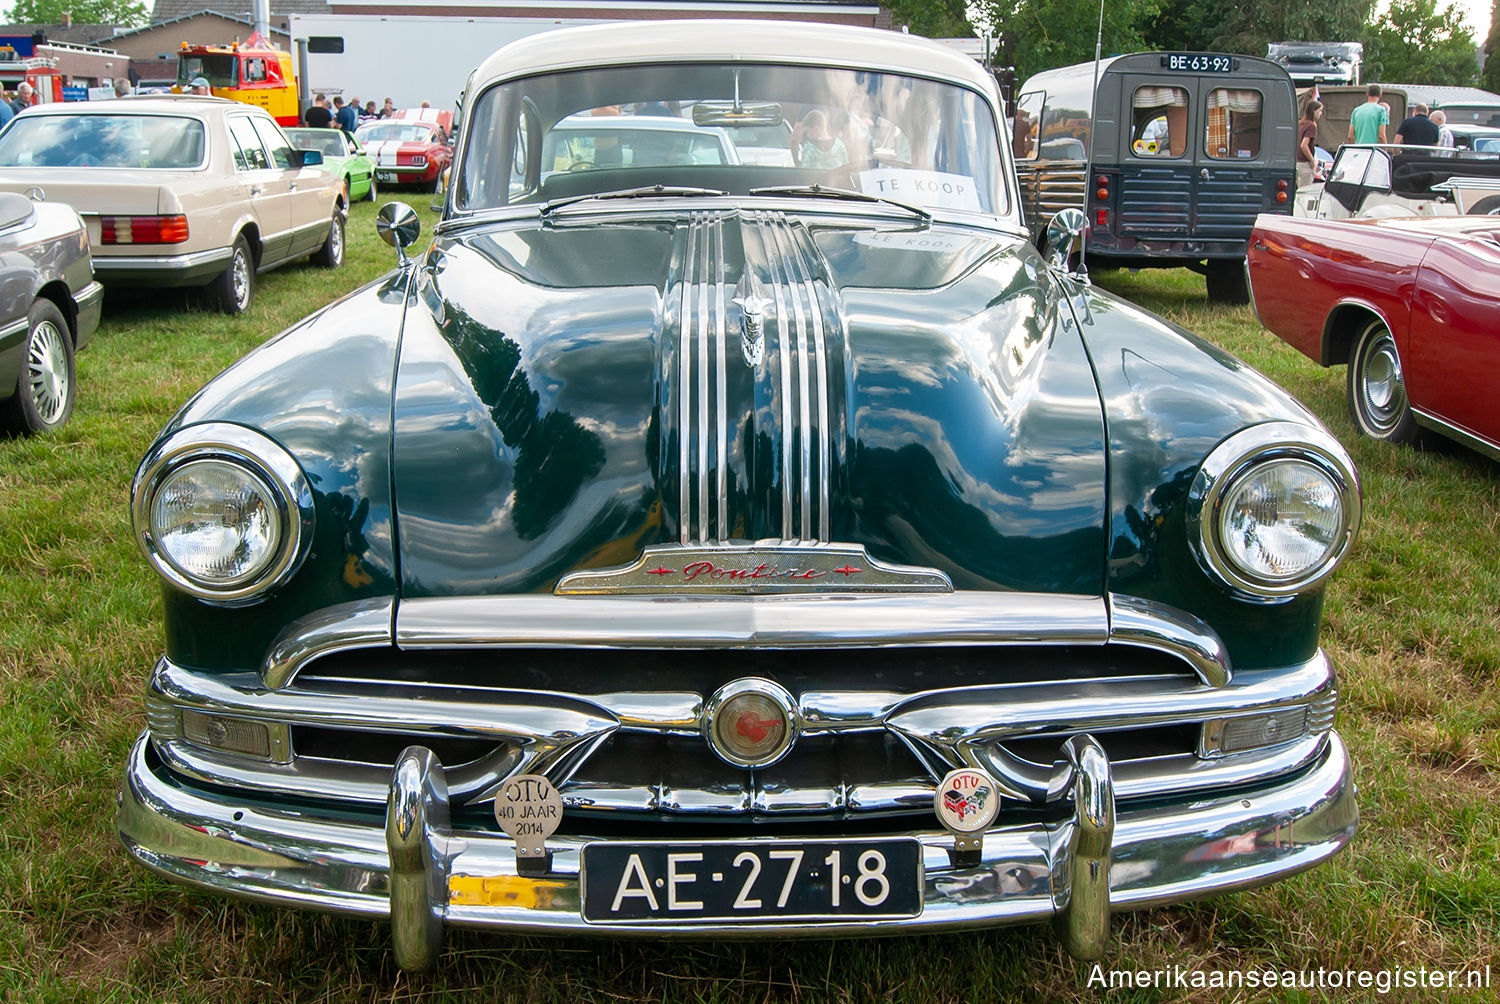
731, 269, 772, 367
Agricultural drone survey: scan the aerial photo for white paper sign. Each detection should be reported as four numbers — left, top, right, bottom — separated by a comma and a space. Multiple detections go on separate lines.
857, 169, 983, 213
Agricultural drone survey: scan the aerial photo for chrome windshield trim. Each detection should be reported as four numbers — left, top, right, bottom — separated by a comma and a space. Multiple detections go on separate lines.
396, 591, 1110, 649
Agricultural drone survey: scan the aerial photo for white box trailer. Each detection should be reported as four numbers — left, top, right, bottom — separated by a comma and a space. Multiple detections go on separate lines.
287, 15, 612, 115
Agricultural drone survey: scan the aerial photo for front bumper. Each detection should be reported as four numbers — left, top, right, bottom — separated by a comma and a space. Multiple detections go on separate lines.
119, 728, 1355, 960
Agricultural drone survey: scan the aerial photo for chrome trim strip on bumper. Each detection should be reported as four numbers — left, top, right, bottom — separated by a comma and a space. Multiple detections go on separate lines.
92, 246, 232, 272
118, 730, 1356, 955
149, 650, 1332, 809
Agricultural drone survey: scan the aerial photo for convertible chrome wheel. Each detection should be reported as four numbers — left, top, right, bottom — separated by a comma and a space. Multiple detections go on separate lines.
1348, 318, 1417, 443
3, 300, 74, 435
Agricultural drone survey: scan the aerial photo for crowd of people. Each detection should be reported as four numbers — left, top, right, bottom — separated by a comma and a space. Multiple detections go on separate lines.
302, 94, 401, 131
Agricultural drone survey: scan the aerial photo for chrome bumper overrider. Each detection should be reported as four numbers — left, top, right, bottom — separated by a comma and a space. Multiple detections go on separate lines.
120, 729, 1355, 964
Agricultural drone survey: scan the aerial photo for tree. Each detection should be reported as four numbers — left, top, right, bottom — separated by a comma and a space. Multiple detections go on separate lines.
1482, 0, 1500, 92
8, 0, 148, 27
1144, 1, 1374, 58
886, 0, 975, 39
1362, 0, 1479, 85
979, 0, 1160, 83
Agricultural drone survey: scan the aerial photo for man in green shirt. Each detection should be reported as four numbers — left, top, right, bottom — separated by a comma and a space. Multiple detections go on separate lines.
1348, 83, 1389, 144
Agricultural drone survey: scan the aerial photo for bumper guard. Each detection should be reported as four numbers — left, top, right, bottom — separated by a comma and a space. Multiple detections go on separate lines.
119, 729, 1355, 967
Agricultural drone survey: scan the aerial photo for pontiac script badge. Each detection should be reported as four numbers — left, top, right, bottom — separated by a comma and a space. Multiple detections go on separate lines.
555, 541, 953, 595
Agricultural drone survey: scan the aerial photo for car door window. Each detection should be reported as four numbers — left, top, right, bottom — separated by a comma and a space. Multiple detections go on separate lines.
250, 116, 296, 169
227, 116, 270, 170
1131, 86, 1188, 158
1206, 88, 1263, 160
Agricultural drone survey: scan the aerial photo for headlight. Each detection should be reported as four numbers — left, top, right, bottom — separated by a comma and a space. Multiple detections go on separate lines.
1187, 423, 1360, 600
133, 424, 314, 604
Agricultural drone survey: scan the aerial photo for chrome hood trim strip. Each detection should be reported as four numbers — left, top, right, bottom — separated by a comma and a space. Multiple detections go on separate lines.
255, 593, 1232, 690
396, 591, 1109, 650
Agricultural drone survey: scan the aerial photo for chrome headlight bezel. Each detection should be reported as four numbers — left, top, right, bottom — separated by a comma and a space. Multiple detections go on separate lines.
1187, 422, 1361, 602
132, 423, 314, 605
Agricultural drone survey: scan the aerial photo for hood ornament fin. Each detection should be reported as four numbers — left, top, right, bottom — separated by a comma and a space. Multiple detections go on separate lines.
731, 269, 772, 367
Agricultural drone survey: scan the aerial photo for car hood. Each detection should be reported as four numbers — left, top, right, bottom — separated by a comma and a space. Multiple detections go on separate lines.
390, 210, 1109, 597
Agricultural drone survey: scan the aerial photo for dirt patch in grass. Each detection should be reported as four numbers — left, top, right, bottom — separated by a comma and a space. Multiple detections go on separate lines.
66, 911, 177, 984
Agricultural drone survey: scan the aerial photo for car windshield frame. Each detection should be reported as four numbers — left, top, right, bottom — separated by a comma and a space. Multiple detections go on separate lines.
285, 128, 351, 157
455, 61, 1011, 220
0, 113, 208, 170
356, 123, 439, 144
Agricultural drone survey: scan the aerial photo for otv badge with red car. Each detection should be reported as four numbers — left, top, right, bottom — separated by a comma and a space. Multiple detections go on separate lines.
935, 767, 999, 833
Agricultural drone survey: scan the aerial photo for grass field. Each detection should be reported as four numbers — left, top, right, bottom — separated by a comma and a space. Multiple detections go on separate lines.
1, 203, 1496, 1002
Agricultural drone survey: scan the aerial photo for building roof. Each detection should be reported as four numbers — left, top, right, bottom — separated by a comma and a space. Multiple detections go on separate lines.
150, 1, 329, 22
104, 10, 291, 43
0, 22, 129, 46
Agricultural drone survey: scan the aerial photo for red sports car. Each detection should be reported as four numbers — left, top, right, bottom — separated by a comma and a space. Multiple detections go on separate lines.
354, 109, 453, 192
1248, 213, 1500, 461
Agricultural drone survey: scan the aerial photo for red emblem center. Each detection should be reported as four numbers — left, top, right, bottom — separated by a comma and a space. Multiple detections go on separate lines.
734, 711, 782, 744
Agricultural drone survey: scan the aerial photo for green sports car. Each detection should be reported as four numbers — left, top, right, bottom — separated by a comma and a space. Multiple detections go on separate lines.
285, 126, 376, 204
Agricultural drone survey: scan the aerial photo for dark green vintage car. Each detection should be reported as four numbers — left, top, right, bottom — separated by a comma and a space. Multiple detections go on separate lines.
118, 20, 1361, 968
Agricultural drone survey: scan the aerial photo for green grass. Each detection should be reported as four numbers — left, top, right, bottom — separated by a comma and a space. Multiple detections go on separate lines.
1, 228, 1496, 1001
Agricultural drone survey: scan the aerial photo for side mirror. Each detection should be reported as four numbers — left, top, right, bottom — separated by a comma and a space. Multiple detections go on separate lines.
1044, 208, 1086, 272
376, 202, 422, 267
297, 149, 324, 167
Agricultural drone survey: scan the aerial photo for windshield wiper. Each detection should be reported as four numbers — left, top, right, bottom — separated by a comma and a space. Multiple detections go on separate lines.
541, 185, 727, 216
748, 184, 932, 221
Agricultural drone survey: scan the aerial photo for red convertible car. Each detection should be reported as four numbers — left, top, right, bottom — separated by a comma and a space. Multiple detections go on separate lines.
1248, 213, 1499, 461
354, 109, 453, 192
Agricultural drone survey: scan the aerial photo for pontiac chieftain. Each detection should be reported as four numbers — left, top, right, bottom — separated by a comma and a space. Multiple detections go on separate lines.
117, 21, 1362, 968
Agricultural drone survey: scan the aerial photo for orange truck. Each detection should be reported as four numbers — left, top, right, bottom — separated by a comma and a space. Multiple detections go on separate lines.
175, 31, 297, 125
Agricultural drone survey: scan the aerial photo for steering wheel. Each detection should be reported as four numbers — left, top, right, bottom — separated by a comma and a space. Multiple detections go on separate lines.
568, 161, 596, 172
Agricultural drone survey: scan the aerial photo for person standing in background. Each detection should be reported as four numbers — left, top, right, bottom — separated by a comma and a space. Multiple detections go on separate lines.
1394, 103, 1440, 146
1348, 83, 1388, 144
0, 93, 12, 128
1297, 100, 1323, 188
334, 96, 358, 134
11, 82, 33, 114
304, 93, 333, 128
1430, 109, 1455, 148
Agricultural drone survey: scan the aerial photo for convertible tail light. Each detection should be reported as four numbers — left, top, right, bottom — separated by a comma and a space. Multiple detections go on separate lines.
101, 215, 190, 245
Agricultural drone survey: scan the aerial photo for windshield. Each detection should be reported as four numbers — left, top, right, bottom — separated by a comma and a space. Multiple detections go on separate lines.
178, 54, 236, 88
460, 63, 1007, 216
0, 114, 206, 169
285, 128, 349, 157
356, 123, 438, 144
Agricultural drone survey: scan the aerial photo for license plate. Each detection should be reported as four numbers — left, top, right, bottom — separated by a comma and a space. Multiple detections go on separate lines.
580, 838, 922, 922
376, 171, 397, 182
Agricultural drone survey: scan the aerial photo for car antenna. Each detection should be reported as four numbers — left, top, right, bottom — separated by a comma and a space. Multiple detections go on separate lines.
1078, 0, 1105, 279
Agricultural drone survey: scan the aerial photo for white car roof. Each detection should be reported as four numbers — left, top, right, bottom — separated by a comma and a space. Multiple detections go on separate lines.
471, 19, 999, 99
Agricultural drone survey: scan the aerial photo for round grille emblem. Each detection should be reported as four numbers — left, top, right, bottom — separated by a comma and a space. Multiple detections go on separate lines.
703, 678, 798, 768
